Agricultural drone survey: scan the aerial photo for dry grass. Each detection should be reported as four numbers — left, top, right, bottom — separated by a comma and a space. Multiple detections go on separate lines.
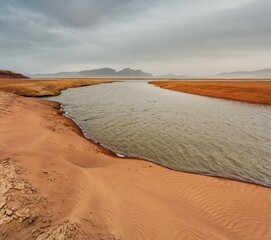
0, 78, 113, 97
151, 81, 271, 105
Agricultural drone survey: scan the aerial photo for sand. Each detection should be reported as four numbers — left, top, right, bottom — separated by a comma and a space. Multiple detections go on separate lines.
0, 82, 271, 239
150, 81, 271, 105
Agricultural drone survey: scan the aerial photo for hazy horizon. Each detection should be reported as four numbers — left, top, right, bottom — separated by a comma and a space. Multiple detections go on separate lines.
1, 0, 271, 75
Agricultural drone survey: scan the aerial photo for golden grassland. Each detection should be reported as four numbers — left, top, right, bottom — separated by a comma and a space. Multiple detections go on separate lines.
0, 78, 113, 97
1, 78, 271, 105
150, 80, 271, 105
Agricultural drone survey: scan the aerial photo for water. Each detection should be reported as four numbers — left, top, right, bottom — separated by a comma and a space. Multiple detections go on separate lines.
48, 81, 271, 187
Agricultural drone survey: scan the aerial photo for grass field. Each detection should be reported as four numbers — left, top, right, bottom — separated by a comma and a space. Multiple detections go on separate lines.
151, 81, 271, 105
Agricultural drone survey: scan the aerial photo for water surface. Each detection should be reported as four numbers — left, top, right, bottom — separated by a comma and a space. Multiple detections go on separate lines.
49, 81, 271, 186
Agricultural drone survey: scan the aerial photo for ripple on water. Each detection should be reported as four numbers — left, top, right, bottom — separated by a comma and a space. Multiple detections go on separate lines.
48, 82, 271, 187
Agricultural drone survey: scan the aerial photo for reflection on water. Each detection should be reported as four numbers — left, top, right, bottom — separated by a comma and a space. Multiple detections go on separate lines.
49, 82, 271, 187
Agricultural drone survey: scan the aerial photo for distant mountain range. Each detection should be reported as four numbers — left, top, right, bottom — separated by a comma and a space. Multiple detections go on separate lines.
14, 67, 271, 79
30, 68, 153, 79
217, 68, 271, 78
158, 68, 271, 79
0, 70, 29, 79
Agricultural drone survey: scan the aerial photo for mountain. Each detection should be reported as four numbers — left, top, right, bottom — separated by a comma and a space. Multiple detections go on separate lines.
0, 70, 29, 79
30, 68, 153, 79
117, 68, 152, 77
217, 68, 271, 78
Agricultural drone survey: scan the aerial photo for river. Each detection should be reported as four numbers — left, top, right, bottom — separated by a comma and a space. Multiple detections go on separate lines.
48, 81, 271, 187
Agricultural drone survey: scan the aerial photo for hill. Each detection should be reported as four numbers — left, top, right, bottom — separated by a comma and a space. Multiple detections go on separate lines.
0, 70, 29, 79
217, 68, 271, 78
30, 68, 153, 79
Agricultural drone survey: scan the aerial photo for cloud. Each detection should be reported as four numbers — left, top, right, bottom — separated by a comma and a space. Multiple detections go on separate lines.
0, 0, 270, 75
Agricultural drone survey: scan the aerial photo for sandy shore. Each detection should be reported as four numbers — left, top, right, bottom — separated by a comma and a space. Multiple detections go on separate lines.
150, 81, 271, 105
1, 83, 271, 239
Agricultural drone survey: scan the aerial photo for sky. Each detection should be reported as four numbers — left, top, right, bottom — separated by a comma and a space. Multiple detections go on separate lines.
0, 0, 271, 75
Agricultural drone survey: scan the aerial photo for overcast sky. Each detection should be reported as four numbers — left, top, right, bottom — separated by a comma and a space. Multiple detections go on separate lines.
0, 0, 270, 75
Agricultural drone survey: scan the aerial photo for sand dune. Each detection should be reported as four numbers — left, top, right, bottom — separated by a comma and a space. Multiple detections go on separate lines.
151, 81, 271, 105
1, 89, 271, 239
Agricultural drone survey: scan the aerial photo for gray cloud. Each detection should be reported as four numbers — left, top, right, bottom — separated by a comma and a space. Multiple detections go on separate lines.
10, 0, 157, 28
0, 0, 270, 75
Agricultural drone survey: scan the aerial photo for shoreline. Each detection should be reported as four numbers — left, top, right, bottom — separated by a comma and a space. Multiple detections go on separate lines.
1, 80, 271, 239
53, 82, 270, 188
57, 101, 119, 158
150, 80, 271, 105
57, 102, 271, 188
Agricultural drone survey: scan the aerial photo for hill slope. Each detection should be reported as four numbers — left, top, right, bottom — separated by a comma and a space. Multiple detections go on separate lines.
0, 70, 29, 79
